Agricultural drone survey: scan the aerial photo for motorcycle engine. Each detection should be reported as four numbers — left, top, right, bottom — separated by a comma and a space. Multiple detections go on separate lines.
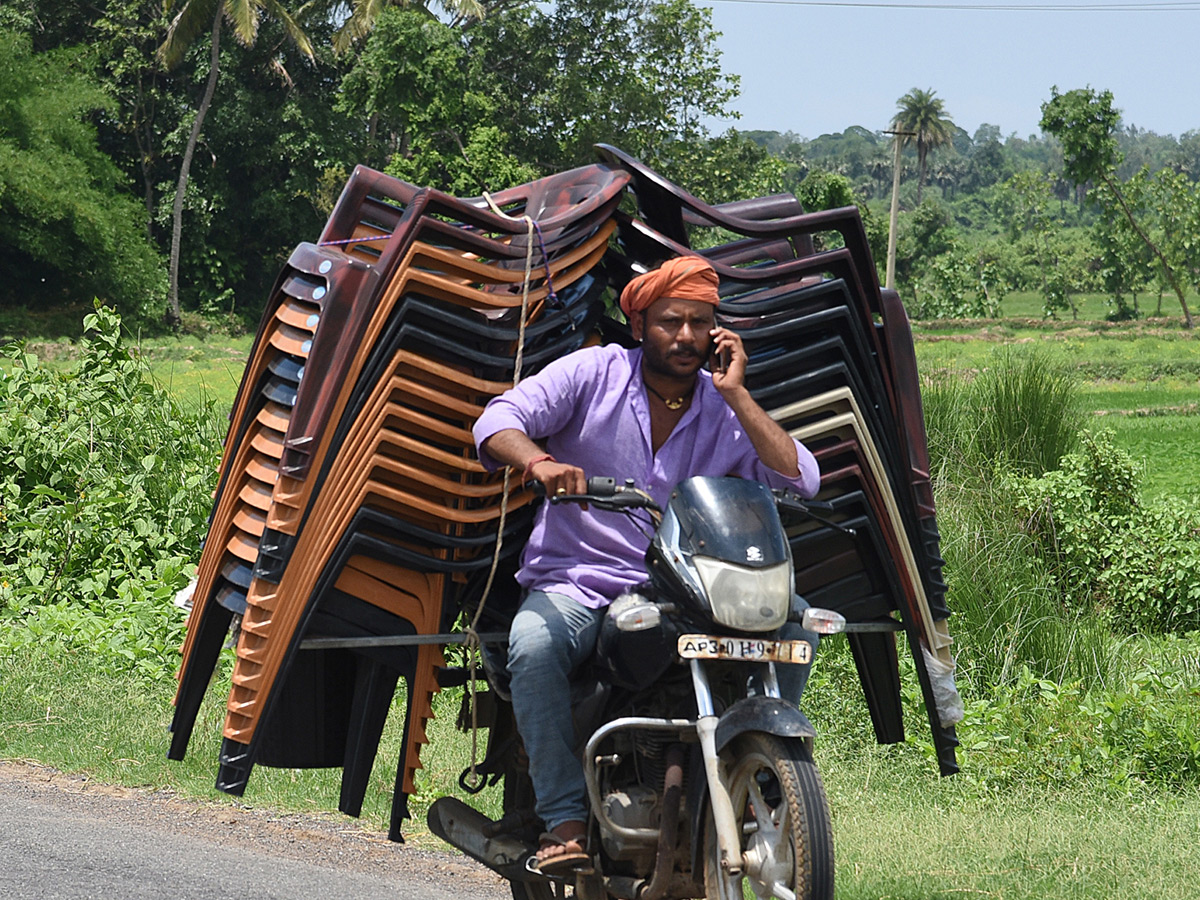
600, 786, 660, 865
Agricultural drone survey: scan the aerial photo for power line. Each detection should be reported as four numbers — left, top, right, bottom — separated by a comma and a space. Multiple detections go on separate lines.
703, 0, 1200, 10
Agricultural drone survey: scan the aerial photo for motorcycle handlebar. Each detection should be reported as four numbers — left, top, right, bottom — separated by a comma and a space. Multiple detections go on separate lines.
532, 477, 661, 513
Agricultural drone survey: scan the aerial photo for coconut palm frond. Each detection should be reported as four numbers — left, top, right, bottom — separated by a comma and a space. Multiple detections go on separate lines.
333, 0, 483, 54
262, 0, 316, 57
334, 0, 392, 53
158, 0, 222, 69
439, 0, 484, 21
225, 0, 264, 48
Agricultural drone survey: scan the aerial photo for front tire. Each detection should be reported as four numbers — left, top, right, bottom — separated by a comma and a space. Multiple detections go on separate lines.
703, 734, 833, 900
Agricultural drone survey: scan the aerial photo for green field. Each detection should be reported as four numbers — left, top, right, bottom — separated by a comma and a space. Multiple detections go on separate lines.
995, 289, 1200, 322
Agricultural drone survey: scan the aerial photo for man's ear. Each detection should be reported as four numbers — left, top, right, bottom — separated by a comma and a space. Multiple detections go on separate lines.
630, 310, 645, 341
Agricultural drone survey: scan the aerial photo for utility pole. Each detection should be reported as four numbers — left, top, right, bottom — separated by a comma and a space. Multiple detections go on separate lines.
884, 129, 916, 290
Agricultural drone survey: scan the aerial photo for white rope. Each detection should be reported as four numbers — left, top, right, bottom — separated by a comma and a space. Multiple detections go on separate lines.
461, 194, 537, 789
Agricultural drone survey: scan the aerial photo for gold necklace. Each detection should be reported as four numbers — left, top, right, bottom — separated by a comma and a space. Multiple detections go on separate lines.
645, 381, 694, 410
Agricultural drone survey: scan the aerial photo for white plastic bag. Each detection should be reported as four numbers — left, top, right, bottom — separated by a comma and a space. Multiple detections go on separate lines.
921, 645, 965, 727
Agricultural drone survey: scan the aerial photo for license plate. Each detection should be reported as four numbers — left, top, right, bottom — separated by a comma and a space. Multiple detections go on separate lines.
677, 633, 812, 664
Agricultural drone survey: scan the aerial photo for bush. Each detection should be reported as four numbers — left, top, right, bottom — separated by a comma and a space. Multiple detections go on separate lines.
936, 479, 1114, 688
924, 347, 1083, 485
955, 663, 1200, 790
1011, 431, 1200, 634
0, 29, 165, 317
925, 348, 1109, 683
0, 304, 222, 677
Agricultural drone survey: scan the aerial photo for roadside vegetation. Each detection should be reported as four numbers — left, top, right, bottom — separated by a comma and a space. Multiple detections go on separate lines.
2, 305, 1197, 899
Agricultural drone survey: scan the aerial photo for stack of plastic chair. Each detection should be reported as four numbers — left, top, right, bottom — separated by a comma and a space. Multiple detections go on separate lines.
169, 162, 630, 839
597, 144, 958, 774
171, 146, 959, 843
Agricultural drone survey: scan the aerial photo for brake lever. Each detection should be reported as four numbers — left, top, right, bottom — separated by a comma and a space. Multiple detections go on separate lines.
549, 492, 648, 511
774, 491, 856, 538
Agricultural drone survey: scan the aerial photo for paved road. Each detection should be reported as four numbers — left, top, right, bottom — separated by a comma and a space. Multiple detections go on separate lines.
0, 763, 510, 900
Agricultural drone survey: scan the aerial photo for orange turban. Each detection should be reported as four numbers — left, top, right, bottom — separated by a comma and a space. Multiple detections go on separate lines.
619, 256, 720, 317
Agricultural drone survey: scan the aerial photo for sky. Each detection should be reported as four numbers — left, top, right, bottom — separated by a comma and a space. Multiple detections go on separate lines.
698, 0, 1200, 142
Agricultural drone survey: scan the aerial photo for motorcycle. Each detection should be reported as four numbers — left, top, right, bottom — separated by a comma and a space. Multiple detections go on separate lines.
428, 474, 850, 900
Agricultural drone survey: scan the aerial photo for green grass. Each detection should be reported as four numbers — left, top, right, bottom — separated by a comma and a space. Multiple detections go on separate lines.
136, 335, 253, 415
1096, 413, 1200, 501
828, 757, 1200, 900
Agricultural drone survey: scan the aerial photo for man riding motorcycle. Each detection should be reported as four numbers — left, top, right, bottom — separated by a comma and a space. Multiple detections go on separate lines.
471, 254, 821, 876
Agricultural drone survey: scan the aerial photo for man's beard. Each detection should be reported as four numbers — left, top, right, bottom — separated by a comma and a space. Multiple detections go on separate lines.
642, 337, 710, 380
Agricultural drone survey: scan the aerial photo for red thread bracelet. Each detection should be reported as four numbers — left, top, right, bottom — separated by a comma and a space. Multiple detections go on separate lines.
522, 454, 556, 483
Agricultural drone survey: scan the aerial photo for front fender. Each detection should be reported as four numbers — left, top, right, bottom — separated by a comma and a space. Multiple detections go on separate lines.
713, 696, 816, 753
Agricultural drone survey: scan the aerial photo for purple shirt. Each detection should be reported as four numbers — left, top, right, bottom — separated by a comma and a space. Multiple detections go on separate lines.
473, 344, 820, 608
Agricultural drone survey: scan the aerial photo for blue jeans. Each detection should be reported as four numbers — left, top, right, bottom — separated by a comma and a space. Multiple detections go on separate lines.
506, 590, 819, 832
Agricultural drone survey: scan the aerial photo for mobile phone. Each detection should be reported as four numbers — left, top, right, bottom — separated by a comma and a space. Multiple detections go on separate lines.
711, 345, 730, 374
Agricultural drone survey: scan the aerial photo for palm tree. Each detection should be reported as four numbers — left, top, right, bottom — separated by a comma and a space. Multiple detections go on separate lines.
333, 0, 484, 53
891, 87, 955, 205
157, 0, 313, 325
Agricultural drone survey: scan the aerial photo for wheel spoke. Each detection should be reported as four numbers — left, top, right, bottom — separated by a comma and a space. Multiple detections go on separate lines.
747, 777, 770, 831
747, 768, 787, 852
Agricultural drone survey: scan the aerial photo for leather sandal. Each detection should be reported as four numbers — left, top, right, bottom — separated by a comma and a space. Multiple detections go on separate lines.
525, 830, 591, 877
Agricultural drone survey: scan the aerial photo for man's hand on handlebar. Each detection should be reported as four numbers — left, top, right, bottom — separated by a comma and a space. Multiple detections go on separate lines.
528, 458, 587, 498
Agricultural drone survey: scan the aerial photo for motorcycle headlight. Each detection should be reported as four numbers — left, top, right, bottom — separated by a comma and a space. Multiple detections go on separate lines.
691, 557, 792, 632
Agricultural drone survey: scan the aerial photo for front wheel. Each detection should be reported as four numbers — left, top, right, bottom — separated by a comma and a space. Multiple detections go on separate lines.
703, 733, 834, 900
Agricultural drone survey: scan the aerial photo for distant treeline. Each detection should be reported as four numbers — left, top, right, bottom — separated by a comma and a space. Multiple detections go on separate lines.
743, 112, 1200, 325
745, 124, 1200, 207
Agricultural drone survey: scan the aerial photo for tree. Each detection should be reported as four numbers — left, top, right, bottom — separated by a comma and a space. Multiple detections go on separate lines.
0, 28, 164, 313
893, 198, 958, 290
337, 8, 536, 194
88, 0, 175, 238
1145, 167, 1200, 316
933, 155, 968, 200
1004, 171, 1091, 319
796, 170, 857, 214
651, 130, 785, 209
156, 0, 313, 325
1168, 129, 1200, 179
1040, 86, 1193, 328
172, 17, 361, 314
892, 87, 955, 204
464, 0, 740, 172
1092, 179, 1152, 320
964, 124, 1008, 192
